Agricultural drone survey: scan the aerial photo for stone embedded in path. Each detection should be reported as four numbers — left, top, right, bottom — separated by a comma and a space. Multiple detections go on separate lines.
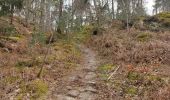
79, 92, 93, 100
78, 87, 85, 92
57, 95, 76, 100
85, 72, 96, 80
84, 65, 97, 72
67, 90, 80, 97
86, 81, 96, 86
85, 86, 97, 93
69, 75, 81, 82
66, 86, 73, 90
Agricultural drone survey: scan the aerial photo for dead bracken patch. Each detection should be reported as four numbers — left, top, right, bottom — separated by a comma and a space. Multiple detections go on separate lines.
88, 28, 170, 99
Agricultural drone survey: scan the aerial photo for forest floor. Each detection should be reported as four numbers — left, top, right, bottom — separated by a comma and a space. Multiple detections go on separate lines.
0, 16, 170, 100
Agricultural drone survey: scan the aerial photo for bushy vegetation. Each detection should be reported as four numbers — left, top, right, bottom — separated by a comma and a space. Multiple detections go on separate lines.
19, 79, 48, 99
88, 28, 170, 99
0, 17, 82, 99
73, 25, 94, 43
144, 12, 170, 31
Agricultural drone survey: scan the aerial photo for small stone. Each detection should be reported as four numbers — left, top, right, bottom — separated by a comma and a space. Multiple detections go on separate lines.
78, 87, 85, 92
64, 96, 76, 100
66, 86, 73, 90
79, 92, 92, 100
85, 86, 97, 93
57, 95, 75, 100
69, 75, 80, 82
67, 90, 80, 97
86, 81, 96, 86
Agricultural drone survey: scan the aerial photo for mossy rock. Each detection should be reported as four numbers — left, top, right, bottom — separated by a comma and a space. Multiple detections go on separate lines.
136, 32, 152, 42
8, 36, 21, 41
0, 36, 22, 42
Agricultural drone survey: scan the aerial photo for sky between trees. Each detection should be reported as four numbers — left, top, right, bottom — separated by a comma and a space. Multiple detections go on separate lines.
145, 0, 154, 15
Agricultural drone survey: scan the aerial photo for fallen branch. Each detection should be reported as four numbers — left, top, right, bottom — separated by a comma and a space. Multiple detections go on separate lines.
37, 32, 54, 78
107, 65, 120, 81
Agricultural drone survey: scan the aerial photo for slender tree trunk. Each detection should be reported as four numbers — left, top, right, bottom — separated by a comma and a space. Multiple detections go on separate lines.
71, 0, 74, 30
112, 0, 115, 20
121, 0, 129, 31
39, 0, 45, 32
57, 0, 63, 34
93, 0, 100, 27
10, 5, 14, 24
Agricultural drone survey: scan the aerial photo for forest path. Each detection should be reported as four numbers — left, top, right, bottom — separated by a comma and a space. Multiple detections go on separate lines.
50, 44, 99, 100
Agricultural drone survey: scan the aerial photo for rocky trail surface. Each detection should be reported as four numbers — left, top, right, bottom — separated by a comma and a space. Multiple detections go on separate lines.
49, 45, 99, 100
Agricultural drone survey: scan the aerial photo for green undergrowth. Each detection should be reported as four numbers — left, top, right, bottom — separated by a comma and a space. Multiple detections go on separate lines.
0, 18, 86, 99
0, 20, 17, 35
136, 32, 152, 42
0, 31, 82, 99
15, 60, 34, 68
18, 79, 48, 99
73, 25, 94, 43
1, 76, 20, 85
155, 12, 170, 27
98, 64, 116, 81
0, 35, 23, 42
113, 71, 168, 98
144, 12, 170, 31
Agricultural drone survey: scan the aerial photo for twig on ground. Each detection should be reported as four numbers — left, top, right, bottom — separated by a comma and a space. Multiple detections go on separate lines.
107, 65, 120, 81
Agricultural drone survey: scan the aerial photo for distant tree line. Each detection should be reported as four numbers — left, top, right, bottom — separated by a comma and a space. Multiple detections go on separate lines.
153, 0, 170, 14
0, 0, 169, 33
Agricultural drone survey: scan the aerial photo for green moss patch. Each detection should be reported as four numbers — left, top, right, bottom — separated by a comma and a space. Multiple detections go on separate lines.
2, 76, 19, 85
136, 32, 152, 42
98, 64, 115, 73
98, 64, 116, 81
125, 86, 138, 95
20, 79, 48, 99
127, 72, 140, 80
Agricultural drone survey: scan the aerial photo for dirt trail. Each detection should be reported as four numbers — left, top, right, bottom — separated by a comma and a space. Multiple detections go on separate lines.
50, 45, 99, 100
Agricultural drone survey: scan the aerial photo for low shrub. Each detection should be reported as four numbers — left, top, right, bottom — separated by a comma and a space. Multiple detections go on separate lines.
20, 79, 48, 99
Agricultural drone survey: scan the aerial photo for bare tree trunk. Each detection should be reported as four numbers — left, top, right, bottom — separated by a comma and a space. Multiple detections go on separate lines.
45, 0, 52, 32
57, 0, 63, 34
112, 0, 115, 20
39, 0, 45, 32
93, 0, 100, 27
10, 5, 14, 24
71, 0, 74, 30
37, 32, 54, 78
121, 0, 129, 31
